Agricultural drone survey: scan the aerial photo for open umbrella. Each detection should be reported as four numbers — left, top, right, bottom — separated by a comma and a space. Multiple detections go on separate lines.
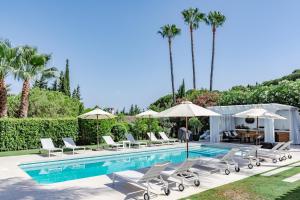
157, 101, 220, 158
78, 107, 115, 150
136, 109, 158, 143
233, 108, 286, 143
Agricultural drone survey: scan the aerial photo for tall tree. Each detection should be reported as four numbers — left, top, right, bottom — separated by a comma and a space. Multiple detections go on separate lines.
207, 11, 226, 91
72, 85, 81, 100
51, 79, 58, 91
182, 8, 206, 89
158, 24, 181, 104
177, 79, 186, 99
14, 46, 57, 118
0, 40, 17, 117
64, 59, 71, 96
58, 71, 65, 92
33, 74, 48, 89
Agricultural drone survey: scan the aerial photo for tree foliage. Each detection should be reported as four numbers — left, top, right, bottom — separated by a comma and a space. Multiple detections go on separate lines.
8, 88, 84, 118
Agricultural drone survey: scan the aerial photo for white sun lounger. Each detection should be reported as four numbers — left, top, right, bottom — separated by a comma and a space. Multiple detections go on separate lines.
40, 138, 63, 157
257, 142, 284, 163
113, 162, 171, 200
147, 132, 168, 145
102, 136, 124, 150
63, 137, 86, 155
158, 132, 178, 144
125, 133, 147, 148
161, 159, 200, 192
278, 141, 293, 160
240, 146, 262, 169
195, 148, 240, 175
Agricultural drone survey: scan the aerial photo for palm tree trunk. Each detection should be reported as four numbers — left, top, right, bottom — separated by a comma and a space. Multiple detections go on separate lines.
168, 37, 176, 104
209, 26, 216, 91
19, 79, 30, 118
0, 78, 8, 117
190, 26, 196, 89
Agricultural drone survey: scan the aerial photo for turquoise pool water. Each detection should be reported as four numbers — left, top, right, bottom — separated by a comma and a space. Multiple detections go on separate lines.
20, 146, 229, 184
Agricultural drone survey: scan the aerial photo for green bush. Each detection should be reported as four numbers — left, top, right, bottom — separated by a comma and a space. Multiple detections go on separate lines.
78, 118, 115, 145
0, 118, 78, 151
111, 122, 128, 141
7, 88, 84, 118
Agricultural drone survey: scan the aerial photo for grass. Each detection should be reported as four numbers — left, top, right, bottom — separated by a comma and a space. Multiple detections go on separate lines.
0, 140, 150, 157
0, 144, 104, 157
183, 166, 300, 200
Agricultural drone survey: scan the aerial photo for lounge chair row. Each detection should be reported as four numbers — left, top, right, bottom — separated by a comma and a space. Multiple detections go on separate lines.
41, 138, 86, 157
102, 132, 178, 150
113, 148, 240, 200
113, 142, 294, 200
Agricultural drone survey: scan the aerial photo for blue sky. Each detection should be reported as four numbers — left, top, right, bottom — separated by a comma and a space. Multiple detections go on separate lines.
1, 0, 300, 110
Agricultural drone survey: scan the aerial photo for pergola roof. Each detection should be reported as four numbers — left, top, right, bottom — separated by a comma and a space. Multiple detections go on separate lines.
208, 103, 296, 115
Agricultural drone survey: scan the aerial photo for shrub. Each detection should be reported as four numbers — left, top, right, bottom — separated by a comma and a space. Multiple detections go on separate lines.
8, 88, 84, 118
0, 118, 78, 151
78, 118, 115, 145
111, 122, 128, 141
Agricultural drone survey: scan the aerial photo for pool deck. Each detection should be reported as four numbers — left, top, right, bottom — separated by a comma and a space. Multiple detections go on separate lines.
0, 142, 300, 200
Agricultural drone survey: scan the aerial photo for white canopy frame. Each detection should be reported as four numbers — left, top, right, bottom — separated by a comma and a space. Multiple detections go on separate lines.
208, 103, 300, 144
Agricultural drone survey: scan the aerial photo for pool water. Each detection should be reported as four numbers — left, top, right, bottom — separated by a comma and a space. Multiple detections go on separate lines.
19, 146, 229, 184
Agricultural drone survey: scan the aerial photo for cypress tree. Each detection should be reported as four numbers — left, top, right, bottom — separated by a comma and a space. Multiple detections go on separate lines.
177, 79, 186, 98
58, 71, 65, 93
52, 79, 58, 91
64, 59, 71, 96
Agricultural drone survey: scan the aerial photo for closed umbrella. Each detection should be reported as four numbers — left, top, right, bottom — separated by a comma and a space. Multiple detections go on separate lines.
78, 107, 115, 150
157, 101, 220, 158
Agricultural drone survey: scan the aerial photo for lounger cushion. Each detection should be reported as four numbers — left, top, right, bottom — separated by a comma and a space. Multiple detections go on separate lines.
114, 170, 144, 183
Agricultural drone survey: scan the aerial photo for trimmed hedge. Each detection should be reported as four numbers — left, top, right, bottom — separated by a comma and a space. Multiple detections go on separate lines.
78, 118, 115, 145
0, 118, 78, 151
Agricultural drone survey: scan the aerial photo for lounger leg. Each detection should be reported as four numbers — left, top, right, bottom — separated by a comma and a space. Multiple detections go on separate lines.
48, 150, 50, 158
112, 174, 115, 187
147, 181, 150, 196
73, 149, 74, 155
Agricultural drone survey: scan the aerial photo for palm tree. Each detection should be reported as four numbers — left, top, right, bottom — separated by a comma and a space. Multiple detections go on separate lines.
0, 40, 18, 117
207, 11, 226, 91
14, 46, 57, 118
182, 8, 206, 90
158, 24, 181, 104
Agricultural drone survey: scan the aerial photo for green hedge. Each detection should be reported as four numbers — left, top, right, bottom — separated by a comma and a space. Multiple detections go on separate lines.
77, 118, 116, 145
0, 118, 78, 151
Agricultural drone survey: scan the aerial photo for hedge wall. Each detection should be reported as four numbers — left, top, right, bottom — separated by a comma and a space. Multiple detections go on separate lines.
0, 118, 78, 151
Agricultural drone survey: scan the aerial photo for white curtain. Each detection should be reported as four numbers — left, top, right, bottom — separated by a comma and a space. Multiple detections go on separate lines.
223, 115, 235, 130
210, 116, 221, 143
264, 118, 275, 143
290, 109, 300, 144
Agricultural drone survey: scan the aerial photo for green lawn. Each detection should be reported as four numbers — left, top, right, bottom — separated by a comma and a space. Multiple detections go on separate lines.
183, 166, 300, 200
0, 144, 103, 157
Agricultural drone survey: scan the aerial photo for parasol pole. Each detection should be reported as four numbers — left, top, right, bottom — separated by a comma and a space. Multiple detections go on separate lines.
186, 117, 189, 158
97, 114, 99, 149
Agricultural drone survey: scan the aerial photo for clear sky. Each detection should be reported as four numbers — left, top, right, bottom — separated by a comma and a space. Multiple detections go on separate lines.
1, 0, 300, 110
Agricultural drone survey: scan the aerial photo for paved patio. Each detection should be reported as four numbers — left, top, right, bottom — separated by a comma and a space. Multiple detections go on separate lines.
0, 142, 299, 200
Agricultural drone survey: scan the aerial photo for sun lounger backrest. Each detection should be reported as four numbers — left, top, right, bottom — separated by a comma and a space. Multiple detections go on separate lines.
41, 138, 55, 149
272, 142, 284, 150
140, 162, 169, 182
278, 141, 292, 150
63, 137, 76, 148
125, 133, 136, 143
221, 148, 239, 161
102, 136, 116, 145
159, 132, 169, 140
147, 132, 158, 141
174, 159, 198, 174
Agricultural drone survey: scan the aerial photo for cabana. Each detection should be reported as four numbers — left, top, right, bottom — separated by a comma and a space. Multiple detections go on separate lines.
208, 103, 300, 144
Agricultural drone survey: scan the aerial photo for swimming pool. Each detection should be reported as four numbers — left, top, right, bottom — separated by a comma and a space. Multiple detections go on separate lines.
20, 145, 229, 184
